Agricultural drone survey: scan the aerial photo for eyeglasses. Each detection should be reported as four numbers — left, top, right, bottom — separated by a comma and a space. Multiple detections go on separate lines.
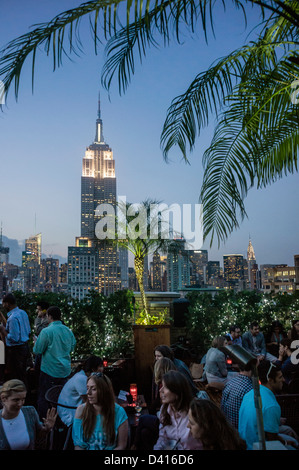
91, 372, 104, 379
266, 362, 276, 382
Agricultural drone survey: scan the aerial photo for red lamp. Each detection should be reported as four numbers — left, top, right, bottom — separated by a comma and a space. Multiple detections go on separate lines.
130, 383, 138, 403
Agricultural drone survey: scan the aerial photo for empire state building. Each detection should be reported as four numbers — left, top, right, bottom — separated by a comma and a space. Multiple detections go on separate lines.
81, 95, 116, 237
68, 94, 125, 299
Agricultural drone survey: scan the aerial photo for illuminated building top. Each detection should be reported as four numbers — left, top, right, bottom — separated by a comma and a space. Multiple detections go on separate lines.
82, 92, 115, 179
247, 239, 256, 261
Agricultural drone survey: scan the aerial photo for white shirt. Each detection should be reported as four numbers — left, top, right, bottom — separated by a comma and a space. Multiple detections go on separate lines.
57, 370, 88, 426
2, 410, 30, 450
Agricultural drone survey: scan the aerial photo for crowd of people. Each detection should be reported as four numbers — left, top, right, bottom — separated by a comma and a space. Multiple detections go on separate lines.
201, 320, 299, 390
0, 292, 298, 451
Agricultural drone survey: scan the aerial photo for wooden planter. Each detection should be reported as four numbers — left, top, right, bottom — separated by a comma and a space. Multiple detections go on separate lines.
133, 324, 170, 400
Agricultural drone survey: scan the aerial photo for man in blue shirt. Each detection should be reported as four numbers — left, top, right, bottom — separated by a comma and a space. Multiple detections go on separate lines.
0, 293, 31, 386
238, 360, 298, 450
227, 325, 242, 346
33, 305, 76, 418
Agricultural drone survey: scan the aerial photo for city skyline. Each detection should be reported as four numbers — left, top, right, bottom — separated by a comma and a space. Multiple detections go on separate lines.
0, 1, 298, 268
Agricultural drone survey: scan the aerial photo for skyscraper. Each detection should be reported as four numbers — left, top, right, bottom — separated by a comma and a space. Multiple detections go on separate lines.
247, 238, 258, 290
167, 239, 190, 291
223, 254, 245, 289
0, 226, 9, 272
189, 249, 208, 285
22, 233, 42, 266
68, 93, 125, 298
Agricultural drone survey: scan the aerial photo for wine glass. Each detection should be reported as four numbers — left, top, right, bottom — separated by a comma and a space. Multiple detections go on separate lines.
135, 397, 142, 418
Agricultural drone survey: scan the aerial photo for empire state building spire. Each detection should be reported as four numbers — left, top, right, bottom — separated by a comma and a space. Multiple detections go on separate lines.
95, 91, 105, 144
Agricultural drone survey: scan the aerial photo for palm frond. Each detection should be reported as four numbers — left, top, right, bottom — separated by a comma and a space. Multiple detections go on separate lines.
160, 38, 287, 161
200, 51, 299, 246
0, 0, 125, 101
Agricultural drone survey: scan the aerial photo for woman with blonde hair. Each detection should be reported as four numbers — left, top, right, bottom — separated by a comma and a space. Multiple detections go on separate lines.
72, 372, 128, 450
0, 379, 56, 450
204, 336, 237, 386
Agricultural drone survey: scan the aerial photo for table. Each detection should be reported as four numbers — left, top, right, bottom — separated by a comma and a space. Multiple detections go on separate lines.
117, 395, 149, 447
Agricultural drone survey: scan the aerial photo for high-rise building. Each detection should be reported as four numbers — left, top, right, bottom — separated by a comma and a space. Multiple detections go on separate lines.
152, 251, 162, 291
206, 261, 220, 280
20, 233, 42, 292
22, 233, 42, 266
68, 93, 126, 298
0, 228, 10, 295
294, 254, 299, 290
167, 239, 190, 291
247, 239, 258, 290
189, 249, 208, 285
0, 227, 9, 270
40, 258, 59, 291
68, 237, 99, 300
262, 264, 297, 293
223, 254, 245, 288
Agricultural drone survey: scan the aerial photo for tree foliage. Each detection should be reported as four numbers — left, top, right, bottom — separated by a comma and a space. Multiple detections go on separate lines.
13, 289, 135, 359
185, 289, 299, 355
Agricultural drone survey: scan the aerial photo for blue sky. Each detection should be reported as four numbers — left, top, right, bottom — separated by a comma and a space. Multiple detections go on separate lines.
0, 0, 298, 267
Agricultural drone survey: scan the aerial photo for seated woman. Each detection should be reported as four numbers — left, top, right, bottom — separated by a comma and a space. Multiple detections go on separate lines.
72, 372, 128, 450
288, 319, 299, 341
204, 336, 236, 387
57, 355, 103, 427
0, 379, 56, 450
154, 345, 198, 396
187, 397, 246, 450
277, 338, 299, 385
132, 358, 178, 451
153, 370, 202, 450
151, 357, 177, 414
265, 320, 287, 357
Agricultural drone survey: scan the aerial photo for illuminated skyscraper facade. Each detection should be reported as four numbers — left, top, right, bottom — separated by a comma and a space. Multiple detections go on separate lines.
68, 94, 124, 298
223, 254, 245, 289
247, 239, 258, 290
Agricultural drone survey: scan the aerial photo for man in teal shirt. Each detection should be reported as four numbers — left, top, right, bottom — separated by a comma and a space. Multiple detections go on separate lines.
238, 360, 298, 450
33, 306, 76, 419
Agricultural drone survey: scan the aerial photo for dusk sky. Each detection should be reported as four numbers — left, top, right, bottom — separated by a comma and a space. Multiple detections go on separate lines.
0, 0, 298, 268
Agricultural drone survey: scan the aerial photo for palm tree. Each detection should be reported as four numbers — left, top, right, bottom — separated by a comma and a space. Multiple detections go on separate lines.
113, 198, 180, 322
0, 1, 298, 246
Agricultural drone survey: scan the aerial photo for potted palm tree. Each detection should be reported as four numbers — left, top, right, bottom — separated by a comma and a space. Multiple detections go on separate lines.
111, 198, 182, 394
114, 198, 180, 323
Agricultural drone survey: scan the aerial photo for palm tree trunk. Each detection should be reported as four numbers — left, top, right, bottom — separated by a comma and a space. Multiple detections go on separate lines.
134, 255, 149, 321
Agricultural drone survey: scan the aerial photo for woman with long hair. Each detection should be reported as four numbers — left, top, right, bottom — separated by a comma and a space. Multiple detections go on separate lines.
188, 398, 246, 450
288, 319, 299, 341
72, 372, 128, 450
131, 358, 178, 451
153, 370, 201, 450
154, 345, 198, 396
